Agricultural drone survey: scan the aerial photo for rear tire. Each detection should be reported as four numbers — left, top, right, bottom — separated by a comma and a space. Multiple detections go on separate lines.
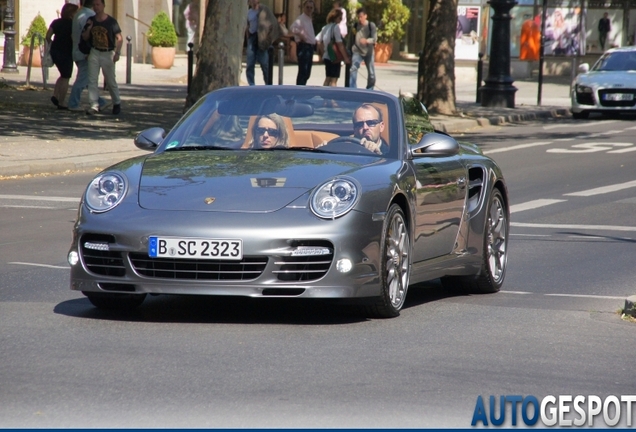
363, 204, 411, 318
83, 291, 147, 309
441, 188, 508, 294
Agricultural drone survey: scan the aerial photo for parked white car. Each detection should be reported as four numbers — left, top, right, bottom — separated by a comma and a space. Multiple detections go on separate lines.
571, 47, 636, 119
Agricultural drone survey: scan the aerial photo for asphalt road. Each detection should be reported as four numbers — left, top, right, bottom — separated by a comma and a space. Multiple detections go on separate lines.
1, 117, 635, 427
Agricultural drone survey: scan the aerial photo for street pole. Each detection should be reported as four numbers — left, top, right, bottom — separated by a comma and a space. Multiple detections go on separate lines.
480, 0, 518, 108
537, 0, 547, 106
1, 0, 19, 73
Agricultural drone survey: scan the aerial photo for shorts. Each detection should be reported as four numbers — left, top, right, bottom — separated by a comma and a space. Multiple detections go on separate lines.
323, 59, 341, 78
51, 50, 73, 79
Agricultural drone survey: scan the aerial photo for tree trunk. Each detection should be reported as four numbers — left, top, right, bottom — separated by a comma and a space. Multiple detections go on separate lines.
184, 0, 248, 110
417, 0, 458, 116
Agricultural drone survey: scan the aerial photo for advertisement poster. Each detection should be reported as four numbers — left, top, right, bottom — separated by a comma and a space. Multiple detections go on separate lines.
544, 7, 586, 56
456, 5, 481, 60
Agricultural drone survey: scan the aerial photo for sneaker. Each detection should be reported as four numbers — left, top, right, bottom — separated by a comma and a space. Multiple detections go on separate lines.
112, 104, 121, 115
86, 108, 98, 116
99, 101, 113, 112
68, 106, 84, 112
51, 96, 59, 107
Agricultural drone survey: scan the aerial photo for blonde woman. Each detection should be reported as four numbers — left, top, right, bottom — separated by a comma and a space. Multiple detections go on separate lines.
249, 114, 290, 149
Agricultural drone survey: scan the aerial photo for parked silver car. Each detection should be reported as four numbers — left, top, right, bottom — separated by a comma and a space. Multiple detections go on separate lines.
68, 86, 509, 318
571, 47, 636, 119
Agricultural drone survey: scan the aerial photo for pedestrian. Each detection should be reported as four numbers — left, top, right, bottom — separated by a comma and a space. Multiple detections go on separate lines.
290, 0, 316, 85
318, 8, 350, 87
46, 2, 78, 110
332, 1, 347, 39
598, 12, 611, 51
349, 7, 376, 90
67, 0, 107, 112
81, 0, 123, 115
245, 0, 280, 86
184, 0, 199, 48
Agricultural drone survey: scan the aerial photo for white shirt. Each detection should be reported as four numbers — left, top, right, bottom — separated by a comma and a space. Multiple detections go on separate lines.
319, 23, 343, 61
72, 6, 95, 62
290, 13, 315, 45
338, 8, 348, 37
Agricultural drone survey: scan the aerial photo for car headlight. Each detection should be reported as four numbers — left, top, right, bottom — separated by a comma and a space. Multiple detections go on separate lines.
310, 178, 359, 219
575, 84, 593, 94
85, 172, 128, 213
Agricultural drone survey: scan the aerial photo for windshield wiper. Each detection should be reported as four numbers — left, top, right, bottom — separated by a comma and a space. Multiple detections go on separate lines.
251, 146, 333, 153
165, 145, 235, 152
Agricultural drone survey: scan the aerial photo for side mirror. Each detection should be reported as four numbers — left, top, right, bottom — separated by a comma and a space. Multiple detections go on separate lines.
134, 127, 165, 151
410, 132, 459, 157
578, 63, 590, 74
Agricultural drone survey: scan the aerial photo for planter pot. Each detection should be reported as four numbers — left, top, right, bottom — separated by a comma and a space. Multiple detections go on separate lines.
151, 46, 176, 69
374, 43, 393, 64
20, 45, 42, 67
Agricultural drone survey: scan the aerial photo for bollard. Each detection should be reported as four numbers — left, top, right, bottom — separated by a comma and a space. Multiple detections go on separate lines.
344, 62, 351, 87
187, 42, 194, 95
278, 42, 284, 85
126, 36, 132, 84
476, 52, 484, 104
267, 46, 274, 85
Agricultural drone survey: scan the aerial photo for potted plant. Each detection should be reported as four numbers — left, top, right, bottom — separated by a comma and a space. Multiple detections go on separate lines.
147, 11, 178, 69
20, 14, 48, 67
348, 0, 410, 63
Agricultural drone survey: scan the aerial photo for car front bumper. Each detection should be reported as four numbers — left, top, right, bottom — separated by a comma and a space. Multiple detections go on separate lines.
571, 86, 636, 113
70, 204, 387, 299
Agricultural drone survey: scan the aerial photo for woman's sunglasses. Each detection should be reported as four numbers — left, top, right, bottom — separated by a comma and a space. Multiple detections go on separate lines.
255, 127, 280, 138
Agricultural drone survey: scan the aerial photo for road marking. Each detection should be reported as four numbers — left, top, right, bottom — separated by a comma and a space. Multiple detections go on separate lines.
543, 120, 618, 130
0, 194, 79, 202
564, 180, 636, 196
510, 234, 551, 237
483, 141, 553, 154
588, 130, 624, 138
510, 199, 566, 213
8, 261, 68, 269
547, 142, 633, 153
608, 146, 636, 154
1, 205, 57, 209
545, 293, 626, 300
511, 222, 636, 232
501, 290, 533, 295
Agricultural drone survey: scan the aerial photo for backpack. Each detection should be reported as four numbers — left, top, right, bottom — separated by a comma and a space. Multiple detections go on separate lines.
326, 24, 345, 63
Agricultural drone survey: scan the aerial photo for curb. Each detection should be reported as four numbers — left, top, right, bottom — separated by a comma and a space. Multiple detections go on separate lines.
431, 108, 571, 133
624, 295, 636, 319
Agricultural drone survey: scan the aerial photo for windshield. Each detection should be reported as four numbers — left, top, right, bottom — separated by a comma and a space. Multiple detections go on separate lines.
160, 88, 400, 159
591, 51, 636, 72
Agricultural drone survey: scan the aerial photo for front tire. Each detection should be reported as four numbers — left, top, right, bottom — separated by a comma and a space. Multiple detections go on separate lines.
83, 291, 147, 309
442, 188, 508, 294
364, 204, 411, 318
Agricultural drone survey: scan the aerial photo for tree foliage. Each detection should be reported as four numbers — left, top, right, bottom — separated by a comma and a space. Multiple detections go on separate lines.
148, 11, 178, 47
185, 0, 248, 110
417, 0, 458, 115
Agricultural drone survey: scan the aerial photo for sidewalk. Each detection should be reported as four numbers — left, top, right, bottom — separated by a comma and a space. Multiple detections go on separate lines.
0, 56, 571, 178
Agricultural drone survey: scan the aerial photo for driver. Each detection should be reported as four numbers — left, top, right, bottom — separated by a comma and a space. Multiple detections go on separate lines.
352, 104, 388, 155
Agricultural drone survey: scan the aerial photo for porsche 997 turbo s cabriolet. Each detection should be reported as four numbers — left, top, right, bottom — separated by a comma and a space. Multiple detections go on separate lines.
68, 86, 509, 318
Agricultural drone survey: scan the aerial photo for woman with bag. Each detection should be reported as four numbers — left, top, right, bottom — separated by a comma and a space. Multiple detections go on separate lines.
317, 8, 350, 87
46, 3, 79, 109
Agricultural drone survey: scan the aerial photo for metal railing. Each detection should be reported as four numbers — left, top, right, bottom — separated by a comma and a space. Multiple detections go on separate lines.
25, 32, 47, 89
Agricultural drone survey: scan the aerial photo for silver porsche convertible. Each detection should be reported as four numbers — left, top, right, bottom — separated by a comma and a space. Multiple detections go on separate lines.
68, 86, 509, 318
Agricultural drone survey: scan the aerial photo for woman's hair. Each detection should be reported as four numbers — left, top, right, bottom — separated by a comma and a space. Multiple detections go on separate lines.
61, 3, 79, 20
250, 114, 290, 148
326, 8, 343, 24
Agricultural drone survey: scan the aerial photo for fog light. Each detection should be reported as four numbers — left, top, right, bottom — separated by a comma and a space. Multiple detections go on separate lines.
336, 258, 352, 273
68, 251, 79, 266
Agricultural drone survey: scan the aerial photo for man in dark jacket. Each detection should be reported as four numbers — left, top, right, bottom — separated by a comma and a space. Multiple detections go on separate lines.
598, 13, 611, 51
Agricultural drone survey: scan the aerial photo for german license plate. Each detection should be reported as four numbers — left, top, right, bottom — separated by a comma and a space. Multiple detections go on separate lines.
603, 93, 634, 101
148, 237, 243, 260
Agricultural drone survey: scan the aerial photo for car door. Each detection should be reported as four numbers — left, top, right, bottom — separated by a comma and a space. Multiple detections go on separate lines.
400, 96, 466, 262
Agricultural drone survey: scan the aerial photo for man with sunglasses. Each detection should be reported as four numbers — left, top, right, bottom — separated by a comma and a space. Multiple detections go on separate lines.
352, 104, 387, 155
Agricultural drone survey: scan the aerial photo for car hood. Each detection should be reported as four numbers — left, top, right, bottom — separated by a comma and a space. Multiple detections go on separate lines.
138, 151, 370, 212
577, 71, 636, 87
